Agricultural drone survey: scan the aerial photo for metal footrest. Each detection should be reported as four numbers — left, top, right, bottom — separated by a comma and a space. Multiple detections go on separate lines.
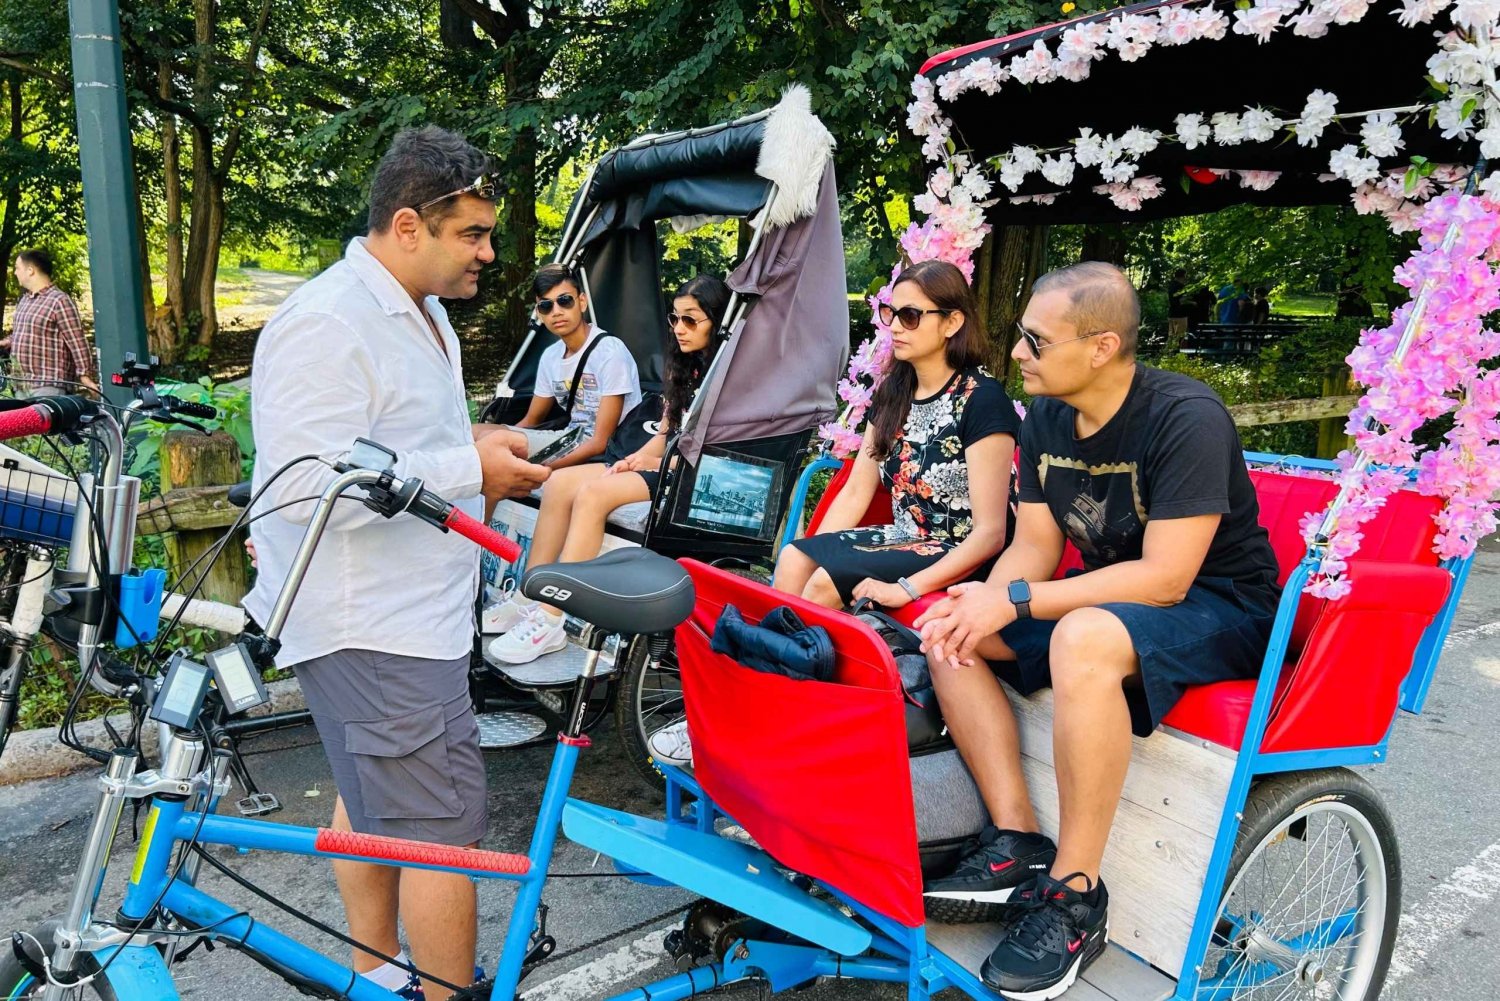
236, 792, 282, 817
481, 637, 620, 690
476, 711, 550, 749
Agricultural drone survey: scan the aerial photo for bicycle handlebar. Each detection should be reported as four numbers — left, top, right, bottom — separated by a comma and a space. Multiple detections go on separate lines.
0, 404, 54, 441
0, 395, 100, 441
441, 506, 521, 564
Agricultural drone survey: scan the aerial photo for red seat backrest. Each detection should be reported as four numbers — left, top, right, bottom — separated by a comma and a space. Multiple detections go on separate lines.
804, 459, 893, 536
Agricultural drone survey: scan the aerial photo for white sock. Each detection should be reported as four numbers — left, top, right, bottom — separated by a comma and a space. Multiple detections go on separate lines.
361, 950, 411, 989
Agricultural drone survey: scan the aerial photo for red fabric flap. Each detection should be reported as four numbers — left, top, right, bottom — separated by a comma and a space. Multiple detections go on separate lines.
677, 560, 925, 926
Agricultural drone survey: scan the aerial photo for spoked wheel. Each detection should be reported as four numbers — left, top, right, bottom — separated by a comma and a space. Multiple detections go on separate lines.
614, 635, 683, 788
1197, 768, 1400, 1001
0, 920, 117, 999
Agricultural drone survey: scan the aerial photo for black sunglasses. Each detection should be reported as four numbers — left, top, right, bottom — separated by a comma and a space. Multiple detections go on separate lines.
535, 293, 578, 315
414, 174, 499, 213
878, 302, 952, 331
1015, 320, 1101, 359
667, 312, 711, 331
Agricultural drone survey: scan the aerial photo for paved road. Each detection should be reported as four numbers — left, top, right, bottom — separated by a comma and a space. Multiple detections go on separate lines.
3, 542, 1498, 1000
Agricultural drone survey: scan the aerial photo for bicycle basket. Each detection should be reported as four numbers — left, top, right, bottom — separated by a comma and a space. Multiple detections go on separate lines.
0, 459, 78, 547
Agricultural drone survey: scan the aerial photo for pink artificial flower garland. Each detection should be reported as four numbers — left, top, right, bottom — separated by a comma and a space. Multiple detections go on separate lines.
1302, 190, 1500, 597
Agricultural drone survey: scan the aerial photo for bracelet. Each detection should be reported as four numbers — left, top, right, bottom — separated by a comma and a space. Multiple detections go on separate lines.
897, 576, 921, 602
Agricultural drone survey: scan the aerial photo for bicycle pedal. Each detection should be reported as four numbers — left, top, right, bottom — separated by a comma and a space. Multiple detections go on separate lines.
236, 792, 281, 816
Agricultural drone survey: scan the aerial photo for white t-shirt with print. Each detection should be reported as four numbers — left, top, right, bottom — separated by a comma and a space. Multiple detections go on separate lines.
534, 327, 643, 436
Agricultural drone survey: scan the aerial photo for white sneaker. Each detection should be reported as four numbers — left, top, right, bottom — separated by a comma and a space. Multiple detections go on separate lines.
482, 594, 536, 634
487, 609, 568, 664
647, 720, 693, 767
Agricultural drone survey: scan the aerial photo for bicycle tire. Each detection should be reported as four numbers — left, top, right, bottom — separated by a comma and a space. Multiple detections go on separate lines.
1195, 767, 1401, 1000
613, 635, 683, 789
0, 920, 118, 1000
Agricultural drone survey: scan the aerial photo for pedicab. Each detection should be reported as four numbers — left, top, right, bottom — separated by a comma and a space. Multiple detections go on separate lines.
554, 1, 1497, 999
470, 86, 850, 778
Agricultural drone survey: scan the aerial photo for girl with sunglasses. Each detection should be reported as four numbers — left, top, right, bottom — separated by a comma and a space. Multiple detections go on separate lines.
776, 259, 1021, 611
487, 274, 731, 663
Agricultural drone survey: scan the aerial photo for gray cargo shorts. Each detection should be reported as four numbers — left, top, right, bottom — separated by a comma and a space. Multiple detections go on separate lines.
294, 649, 487, 846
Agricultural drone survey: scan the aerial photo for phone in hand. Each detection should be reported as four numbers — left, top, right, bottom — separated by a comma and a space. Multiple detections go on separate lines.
528, 426, 585, 464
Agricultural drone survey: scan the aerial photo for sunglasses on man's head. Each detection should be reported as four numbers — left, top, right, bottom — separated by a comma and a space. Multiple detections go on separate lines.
878, 302, 952, 331
535, 293, 578, 315
667, 312, 710, 331
414, 174, 499, 213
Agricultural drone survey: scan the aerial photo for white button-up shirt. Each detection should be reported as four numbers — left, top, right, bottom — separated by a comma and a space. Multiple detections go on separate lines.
244, 238, 484, 667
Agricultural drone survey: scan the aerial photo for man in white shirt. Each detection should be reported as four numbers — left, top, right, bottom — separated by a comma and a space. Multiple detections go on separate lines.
515, 262, 642, 469
245, 126, 549, 1001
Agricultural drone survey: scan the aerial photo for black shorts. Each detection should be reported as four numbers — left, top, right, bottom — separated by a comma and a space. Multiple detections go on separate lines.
788, 527, 991, 603
992, 576, 1279, 737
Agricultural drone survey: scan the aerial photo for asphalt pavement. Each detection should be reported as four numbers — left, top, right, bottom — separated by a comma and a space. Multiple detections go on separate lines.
3, 540, 1498, 1000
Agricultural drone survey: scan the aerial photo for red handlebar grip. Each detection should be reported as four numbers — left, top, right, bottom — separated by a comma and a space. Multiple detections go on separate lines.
444, 507, 521, 563
0, 405, 52, 441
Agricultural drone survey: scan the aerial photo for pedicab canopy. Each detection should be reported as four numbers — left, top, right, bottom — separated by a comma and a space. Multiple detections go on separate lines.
500, 87, 847, 461
823, 0, 1500, 597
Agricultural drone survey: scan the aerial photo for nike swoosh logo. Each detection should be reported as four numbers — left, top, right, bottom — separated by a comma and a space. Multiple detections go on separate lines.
1067, 937, 1083, 954
989, 859, 1017, 873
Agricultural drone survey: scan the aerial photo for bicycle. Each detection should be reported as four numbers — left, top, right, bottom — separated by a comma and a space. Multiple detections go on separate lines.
0, 395, 692, 1001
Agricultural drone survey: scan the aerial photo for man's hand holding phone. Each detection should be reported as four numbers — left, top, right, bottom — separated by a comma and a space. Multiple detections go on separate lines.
476, 431, 549, 503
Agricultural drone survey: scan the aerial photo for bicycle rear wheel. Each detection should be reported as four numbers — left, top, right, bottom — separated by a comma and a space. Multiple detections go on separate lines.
0, 920, 118, 1000
614, 635, 683, 788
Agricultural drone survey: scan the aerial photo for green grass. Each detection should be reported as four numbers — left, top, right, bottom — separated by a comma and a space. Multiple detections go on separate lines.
1271, 293, 1337, 318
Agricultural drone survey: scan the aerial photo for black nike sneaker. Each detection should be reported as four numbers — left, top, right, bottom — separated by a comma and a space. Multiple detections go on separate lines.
922, 827, 1057, 924
981, 872, 1109, 1000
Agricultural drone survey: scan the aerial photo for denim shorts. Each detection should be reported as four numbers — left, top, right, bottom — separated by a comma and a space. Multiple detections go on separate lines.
993, 576, 1280, 737
295, 649, 487, 846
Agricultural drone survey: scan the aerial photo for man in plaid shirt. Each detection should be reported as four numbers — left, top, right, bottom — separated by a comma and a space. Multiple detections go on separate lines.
5, 249, 100, 397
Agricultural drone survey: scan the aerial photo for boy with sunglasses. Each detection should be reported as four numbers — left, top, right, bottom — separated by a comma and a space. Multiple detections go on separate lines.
914, 261, 1280, 1001
514, 263, 641, 468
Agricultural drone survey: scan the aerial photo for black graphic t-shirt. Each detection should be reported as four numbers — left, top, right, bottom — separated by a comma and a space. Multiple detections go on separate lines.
1017, 365, 1279, 593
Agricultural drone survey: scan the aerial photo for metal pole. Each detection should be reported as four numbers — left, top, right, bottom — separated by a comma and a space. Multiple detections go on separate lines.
68, 0, 149, 406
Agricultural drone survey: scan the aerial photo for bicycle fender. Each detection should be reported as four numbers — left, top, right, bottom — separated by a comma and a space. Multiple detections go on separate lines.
92, 943, 181, 999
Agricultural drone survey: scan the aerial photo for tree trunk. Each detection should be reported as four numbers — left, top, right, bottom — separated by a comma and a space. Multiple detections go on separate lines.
498, 49, 541, 351
1079, 222, 1128, 265
182, 0, 220, 348
0, 76, 21, 323
158, 59, 185, 357
975, 224, 1050, 381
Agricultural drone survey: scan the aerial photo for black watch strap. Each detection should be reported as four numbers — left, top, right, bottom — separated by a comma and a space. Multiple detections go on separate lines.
1007, 579, 1033, 620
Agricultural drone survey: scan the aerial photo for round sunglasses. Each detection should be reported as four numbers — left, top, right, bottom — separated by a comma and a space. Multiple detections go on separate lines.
535, 293, 578, 315
878, 302, 953, 331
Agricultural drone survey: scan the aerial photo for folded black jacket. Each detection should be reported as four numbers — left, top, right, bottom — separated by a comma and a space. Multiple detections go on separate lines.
710, 604, 835, 682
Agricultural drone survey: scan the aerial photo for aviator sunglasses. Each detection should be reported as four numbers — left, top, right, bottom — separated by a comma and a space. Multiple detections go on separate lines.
878, 302, 953, 330
1015, 320, 1102, 359
414, 174, 499, 213
535, 293, 579, 315
667, 312, 711, 331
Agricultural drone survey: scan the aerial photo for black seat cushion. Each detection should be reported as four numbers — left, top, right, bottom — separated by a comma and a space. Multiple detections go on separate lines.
520, 550, 694, 635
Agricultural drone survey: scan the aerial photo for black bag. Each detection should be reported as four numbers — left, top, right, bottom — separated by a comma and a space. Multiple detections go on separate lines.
603, 391, 666, 465
534, 333, 606, 431
851, 600, 950, 756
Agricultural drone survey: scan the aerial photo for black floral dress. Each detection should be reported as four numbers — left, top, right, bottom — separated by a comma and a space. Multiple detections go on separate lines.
790, 367, 1021, 602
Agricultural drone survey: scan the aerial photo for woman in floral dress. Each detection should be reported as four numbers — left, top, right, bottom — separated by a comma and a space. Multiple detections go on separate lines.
776, 259, 1020, 610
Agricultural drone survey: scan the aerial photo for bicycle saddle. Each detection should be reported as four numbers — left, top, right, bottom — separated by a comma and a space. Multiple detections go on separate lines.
227, 481, 253, 507
520, 550, 694, 636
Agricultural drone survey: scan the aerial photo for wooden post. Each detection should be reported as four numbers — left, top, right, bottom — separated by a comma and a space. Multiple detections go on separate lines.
159, 430, 248, 605
1316, 367, 1355, 459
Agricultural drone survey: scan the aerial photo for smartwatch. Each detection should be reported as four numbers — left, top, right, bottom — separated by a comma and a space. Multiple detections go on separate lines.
1007, 579, 1033, 620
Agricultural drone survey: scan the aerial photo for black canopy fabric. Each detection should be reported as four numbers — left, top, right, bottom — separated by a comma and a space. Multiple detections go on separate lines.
918, 0, 1481, 224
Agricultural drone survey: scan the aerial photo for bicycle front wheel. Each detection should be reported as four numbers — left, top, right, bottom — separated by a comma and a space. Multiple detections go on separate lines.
1196, 768, 1400, 1001
0, 920, 119, 1000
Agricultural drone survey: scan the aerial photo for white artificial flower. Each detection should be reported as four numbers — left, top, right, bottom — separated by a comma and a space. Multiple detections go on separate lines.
1010, 145, 1044, 173
1324, 0, 1373, 23
1175, 113, 1211, 150
998, 158, 1030, 193
921, 130, 948, 162
1477, 170, 1500, 201
929, 168, 954, 198
1428, 42, 1490, 87
1396, 0, 1452, 23
1241, 107, 1281, 142
1120, 127, 1160, 157
959, 169, 993, 202
1010, 40, 1057, 85
1477, 120, 1500, 159
1360, 112, 1404, 158
1237, 170, 1282, 190
1105, 18, 1152, 61
1436, 94, 1478, 140
1294, 90, 1338, 146
1233, 3, 1286, 41
912, 191, 939, 215
974, 59, 1009, 94
937, 72, 965, 102
1451, 0, 1500, 30
1131, 175, 1164, 199
1057, 25, 1105, 63
1329, 144, 1381, 185
1041, 153, 1076, 186
1190, 6, 1230, 39
1290, 6, 1335, 35
1100, 158, 1140, 183
1212, 111, 1248, 145
1157, 6, 1198, 44
1057, 58, 1093, 82
1074, 128, 1106, 167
